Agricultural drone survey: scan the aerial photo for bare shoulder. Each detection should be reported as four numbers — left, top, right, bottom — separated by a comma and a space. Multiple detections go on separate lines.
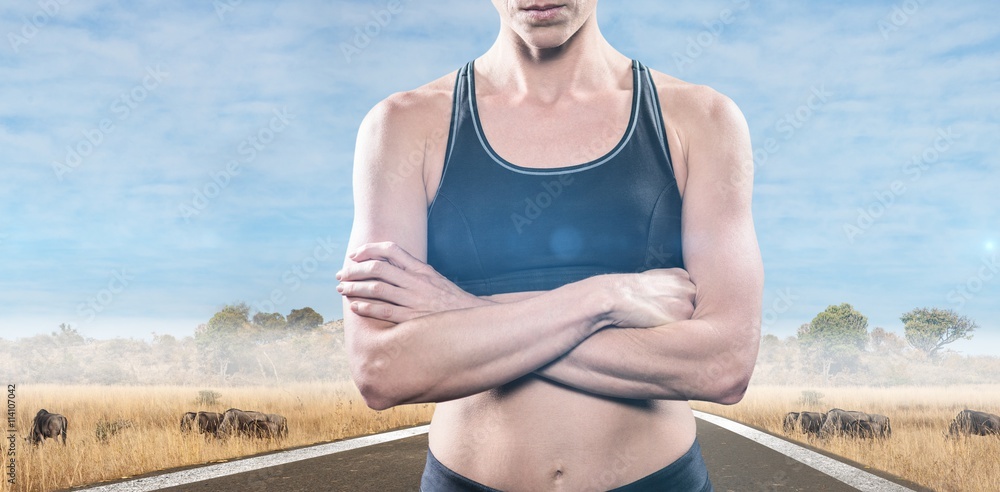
645, 68, 751, 197
357, 70, 457, 146
646, 68, 748, 139
349, 70, 460, 259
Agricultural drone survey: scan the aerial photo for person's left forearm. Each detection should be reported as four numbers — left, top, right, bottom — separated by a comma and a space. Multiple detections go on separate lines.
533, 318, 757, 402
484, 290, 757, 403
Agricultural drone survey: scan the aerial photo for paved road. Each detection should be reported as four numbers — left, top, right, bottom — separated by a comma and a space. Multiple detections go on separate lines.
71, 417, 930, 492
692, 417, 927, 492
153, 430, 431, 492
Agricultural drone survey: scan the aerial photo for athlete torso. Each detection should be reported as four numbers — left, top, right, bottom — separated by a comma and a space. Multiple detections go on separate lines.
426, 60, 685, 297
401, 57, 701, 491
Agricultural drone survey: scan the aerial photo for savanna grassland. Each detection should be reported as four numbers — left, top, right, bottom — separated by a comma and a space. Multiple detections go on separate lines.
691, 385, 1000, 492
4, 383, 434, 492
7, 383, 1000, 492
4, 319, 999, 491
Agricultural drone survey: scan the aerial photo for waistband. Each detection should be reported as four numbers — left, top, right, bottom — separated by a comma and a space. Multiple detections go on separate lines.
419, 438, 713, 492
420, 447, 501, 492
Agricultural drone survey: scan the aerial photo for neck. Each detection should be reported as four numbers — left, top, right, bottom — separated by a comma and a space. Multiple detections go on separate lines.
475, 15, 631, 104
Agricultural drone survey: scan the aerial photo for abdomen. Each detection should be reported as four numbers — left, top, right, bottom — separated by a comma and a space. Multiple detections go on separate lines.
428, 375, 696, 490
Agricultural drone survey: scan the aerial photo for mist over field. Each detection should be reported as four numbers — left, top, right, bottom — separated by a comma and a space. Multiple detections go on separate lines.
1, 309, 997, 388
751, 333, 1000, 387
0, 319, 351, 387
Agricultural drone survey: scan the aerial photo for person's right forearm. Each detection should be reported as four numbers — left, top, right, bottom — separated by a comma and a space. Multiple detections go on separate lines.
349, 277, 610, 410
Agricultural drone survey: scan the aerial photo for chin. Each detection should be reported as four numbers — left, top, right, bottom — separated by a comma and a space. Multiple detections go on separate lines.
517, 27, 574, 50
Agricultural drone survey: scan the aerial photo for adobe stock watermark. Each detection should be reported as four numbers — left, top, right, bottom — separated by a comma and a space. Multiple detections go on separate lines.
341, 0, 406, 63
252, 236, 339, 314
878, 0, 928, 40
213, 0, 243, 22
51, 65, 169, 181
635, 242, 681, 272
699, 332, 751, 401
387, 127, 447, 187
672, 0, 750, 73
762, 288, 798, 329
178, 107, 295, 220
843, 127, 959, 243
946, 252, 999, 308
76, 268, 135, 323
506, 112, 624, 233
510, 174, 575, 234
719, 85, 833, 194
6, 0, 73, 54
581, 449, 640, 492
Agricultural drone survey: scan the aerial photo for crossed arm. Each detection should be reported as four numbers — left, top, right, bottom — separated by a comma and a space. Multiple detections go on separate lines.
341, 85, 762, 410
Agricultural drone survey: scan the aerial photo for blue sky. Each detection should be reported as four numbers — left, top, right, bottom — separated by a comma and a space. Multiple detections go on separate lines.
1, 1, 997, 355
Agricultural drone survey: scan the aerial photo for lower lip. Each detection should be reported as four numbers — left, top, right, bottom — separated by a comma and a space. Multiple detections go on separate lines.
522, 6, 563, 22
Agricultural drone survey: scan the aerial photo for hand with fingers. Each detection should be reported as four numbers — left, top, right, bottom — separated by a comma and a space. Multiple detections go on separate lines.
336, 241, 490, 324
599, 267, 697, 329
338, 241, 697, 330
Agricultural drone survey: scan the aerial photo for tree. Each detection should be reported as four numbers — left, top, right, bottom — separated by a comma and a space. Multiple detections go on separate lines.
901, 307, 976, 358
252, 312, 287, 331
796, 323, 811, 338
287, 307, 323, 330
869, 327, 906, 354
801, 303, 869, 349
196, 302, 253, 381
800, 303, 869, 379
53, 323, 85, 346
760, 334, 780, 346
205, 302, 251, 335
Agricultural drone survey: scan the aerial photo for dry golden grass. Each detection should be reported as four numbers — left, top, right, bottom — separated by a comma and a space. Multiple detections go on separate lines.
4, 383, 433, 492
690, 385, 1000, 492
9, 384, 999, 492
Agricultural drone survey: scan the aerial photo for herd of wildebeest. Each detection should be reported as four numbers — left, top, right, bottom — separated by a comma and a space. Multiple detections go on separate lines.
24, 407, 289, 445
782, 408, 1000, 439
179, 408, 289, 439
23, 406, 999, 446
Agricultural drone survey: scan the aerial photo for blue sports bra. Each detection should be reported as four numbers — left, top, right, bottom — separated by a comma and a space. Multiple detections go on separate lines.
426, 60, 683, 296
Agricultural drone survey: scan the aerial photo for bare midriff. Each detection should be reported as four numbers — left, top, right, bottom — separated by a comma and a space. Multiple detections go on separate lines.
427, 293, 697, 491
418, 65, 697, 490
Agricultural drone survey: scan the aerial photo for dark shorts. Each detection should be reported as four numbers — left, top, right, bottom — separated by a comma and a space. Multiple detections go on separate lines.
420, 438, 714, 492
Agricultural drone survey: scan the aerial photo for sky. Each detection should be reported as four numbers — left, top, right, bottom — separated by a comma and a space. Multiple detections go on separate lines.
0, 1, 997, 355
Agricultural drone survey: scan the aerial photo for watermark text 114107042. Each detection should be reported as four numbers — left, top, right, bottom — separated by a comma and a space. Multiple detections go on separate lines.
6, 384, 16, 485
